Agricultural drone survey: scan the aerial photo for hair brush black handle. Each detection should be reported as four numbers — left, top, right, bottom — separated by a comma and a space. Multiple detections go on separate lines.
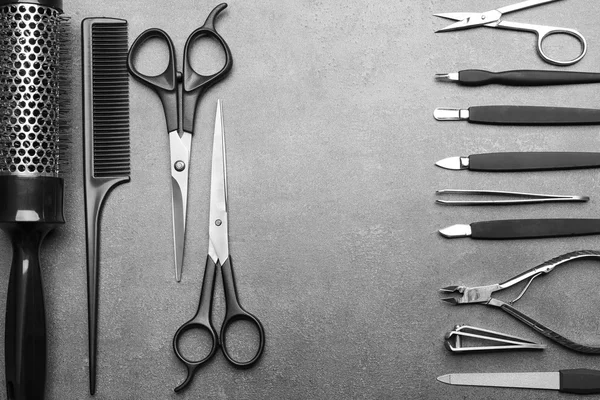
5, 225, 50, 400
0, 176, 64, 400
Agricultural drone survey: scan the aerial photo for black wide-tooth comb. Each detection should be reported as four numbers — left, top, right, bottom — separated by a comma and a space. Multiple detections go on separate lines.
81, 17, 130, 396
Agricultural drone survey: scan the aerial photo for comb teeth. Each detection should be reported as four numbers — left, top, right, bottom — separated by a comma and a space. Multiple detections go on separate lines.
90, 21, 130, 178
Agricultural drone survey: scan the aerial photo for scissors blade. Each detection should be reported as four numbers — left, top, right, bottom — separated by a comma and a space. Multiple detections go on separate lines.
169, 130, 192, 282
497, 0, 561, 16
208, 100, 229, 263
435, 11, 502, 32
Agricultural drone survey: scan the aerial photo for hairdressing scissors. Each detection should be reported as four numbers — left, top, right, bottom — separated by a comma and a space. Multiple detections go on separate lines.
127, 3, 233, 281
435, 0, 587, 66
172, 101, 265, 392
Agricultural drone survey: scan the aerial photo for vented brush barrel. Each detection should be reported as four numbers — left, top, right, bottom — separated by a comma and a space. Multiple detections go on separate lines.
0, 1, 67, 399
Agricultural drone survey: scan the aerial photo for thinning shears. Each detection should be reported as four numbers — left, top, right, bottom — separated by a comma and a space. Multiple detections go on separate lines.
128, 4, 233, 281
441, 250, 600, 354
435, 0, 587, 66
172, 101, 265, 392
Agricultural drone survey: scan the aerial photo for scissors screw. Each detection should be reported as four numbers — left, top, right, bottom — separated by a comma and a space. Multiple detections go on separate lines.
481, 15, 486, 20
174, 160, 186, 172
215, 219, 222, 226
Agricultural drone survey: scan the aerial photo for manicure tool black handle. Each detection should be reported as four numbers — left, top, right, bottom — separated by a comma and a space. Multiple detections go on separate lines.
500, 303, 600, 355
560, 369, 600, 394
469, 106, 600, 125
173, 256, 265, 392
471, 219, 600, 239
469, 152, 600, 171
458, 69, 600, 86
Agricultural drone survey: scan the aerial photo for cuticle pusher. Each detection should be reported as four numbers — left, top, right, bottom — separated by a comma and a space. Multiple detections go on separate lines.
436, 152, 600, 172
434, 105, 600, 125
436, 189, 588, 205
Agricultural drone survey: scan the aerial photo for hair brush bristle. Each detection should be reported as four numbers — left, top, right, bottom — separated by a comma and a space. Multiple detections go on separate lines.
0, 4, 71, 176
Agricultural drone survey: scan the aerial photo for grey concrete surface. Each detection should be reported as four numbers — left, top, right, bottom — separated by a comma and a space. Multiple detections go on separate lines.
2, 0, 600, 398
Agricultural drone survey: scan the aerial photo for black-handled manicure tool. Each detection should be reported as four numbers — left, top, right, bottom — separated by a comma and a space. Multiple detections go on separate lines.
436, 69, 600, 86
436, 189, 588, 205
436, 152, 600, 172
128, 3, 233, 282
434, 106, 600, 125
434, 0, 587, 66
441, 250, 600, 353
439, 219, 600, 240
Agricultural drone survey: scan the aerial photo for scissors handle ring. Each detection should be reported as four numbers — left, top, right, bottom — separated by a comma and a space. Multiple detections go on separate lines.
128, 28, 178, 91
127, 28, 180, 131
495, 20, 587, 66
172, 320, 219, 392
536, 27, 587, 66
220, 308, 266, 367
182, 3, 233, 133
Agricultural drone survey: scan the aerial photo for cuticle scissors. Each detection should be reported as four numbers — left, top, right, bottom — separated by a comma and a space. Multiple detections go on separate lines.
172, 100, 265, 392
127, 3, 233, 282
435, 0, 587, 66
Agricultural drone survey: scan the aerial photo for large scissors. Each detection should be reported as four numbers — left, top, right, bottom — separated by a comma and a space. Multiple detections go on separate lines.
435, 0, 587, 66
128, 4, 233, 281
172, 101, 265, 392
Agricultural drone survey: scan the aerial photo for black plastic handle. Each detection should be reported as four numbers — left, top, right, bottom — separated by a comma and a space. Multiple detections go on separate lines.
172, 256, 264, 392
173, 256, 219, 393
469, 152, 600, 172
182, 3, 233, 133
560, 369, 600, 394
468, 106, 600, 125
127, 28, 179, 132
458, 69, 600, 87
471, 219, 600, 240
500, 303, 600, 354
5, 225, 50, 400
220, 257, 265, 367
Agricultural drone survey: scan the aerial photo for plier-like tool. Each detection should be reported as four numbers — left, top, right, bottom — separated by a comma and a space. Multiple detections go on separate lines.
441, 250, 600, 354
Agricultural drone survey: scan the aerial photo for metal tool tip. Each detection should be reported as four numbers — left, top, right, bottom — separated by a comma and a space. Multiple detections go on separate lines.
437, 374, 452, 384
440, 285, 459, 292
434, 108, 467, 121
441, 298, 459, 305
439, 224, 471, 238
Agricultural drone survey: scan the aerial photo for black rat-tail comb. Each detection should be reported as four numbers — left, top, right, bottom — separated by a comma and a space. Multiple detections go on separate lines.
81, 17, 130, 396
0, 1, 70, 399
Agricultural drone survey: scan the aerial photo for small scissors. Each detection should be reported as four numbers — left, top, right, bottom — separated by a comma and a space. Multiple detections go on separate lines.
435, 0, 587, 66
128, 4, 233, 281
172, 101, 265, 392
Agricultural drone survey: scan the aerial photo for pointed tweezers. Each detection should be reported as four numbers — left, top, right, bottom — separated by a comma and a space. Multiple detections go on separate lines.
446, 325, 546, 352
436, 189, 589, 205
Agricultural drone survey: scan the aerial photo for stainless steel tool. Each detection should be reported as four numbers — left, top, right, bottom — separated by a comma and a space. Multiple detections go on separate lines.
436, 189, 588, 205
445, 325, 546, 353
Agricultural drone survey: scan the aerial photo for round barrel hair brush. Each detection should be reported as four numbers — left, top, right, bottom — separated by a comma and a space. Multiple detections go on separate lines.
0, 0, 70, 399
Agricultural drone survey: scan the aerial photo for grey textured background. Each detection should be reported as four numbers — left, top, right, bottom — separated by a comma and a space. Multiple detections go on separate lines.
2, 0, 600, 399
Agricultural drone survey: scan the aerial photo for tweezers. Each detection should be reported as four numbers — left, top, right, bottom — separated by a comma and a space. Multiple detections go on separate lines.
446, 325, 546, 353
436, 190, 589, 205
